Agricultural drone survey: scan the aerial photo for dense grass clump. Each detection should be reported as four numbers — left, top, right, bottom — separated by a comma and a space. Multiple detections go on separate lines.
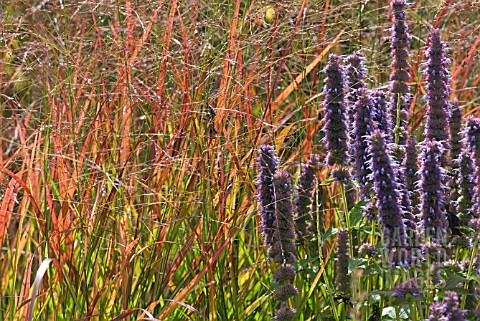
1, 1, 480, 320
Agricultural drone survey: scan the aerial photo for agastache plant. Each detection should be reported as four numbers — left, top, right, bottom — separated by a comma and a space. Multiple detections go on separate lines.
420, 140, 448, 242
352, 88, 374, 199
323, 54, 348, 167
371, 89, 391, 137
271, 170, 298, 321
404, 135, 420, 212
335, 230, 351, 293
257, 145, 278, 246
449, 100, 462, 212
424, 29, 451, 156
369, 130, 408, 265
466, 118, 480, 219
389, 0, 411, 145
294, 154, 319, 241
345, 51, 367, 160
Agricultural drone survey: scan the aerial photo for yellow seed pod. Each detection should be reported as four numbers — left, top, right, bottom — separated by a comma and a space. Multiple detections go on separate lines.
264, 5, 276, 23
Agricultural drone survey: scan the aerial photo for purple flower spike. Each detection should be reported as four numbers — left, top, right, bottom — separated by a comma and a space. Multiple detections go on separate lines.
270, 170, 297, 265
466, 117, 480, 219
457, 147, 475, 224
294, 154, 319, 240
420, 140, 448, 241
429, 291, 467, 321
449, 100, 463, 161
335, 230, 351, 293
404, 135, 420, 212
352, 88, 374, 199
371, 89, 392, 139
389, 0, 412, 145
323, 54, 348, 166
369, 130, 408, 256
345, 51, 367, 159
257, 145, 278, 246
425, 29, 451, 151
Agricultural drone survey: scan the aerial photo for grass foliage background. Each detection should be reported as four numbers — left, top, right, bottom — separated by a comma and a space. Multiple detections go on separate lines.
1, 0, 480, 320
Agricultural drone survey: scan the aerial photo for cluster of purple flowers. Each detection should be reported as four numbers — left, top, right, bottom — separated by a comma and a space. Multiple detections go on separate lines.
254, 0, 478, 319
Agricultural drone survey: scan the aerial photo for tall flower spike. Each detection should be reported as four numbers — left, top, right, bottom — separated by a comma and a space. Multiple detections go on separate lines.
323, 54, 348, 166
457, 147, 475, 225
335, 230, 351, 293
420, 140, 448, 241
404, 135, 420, 212
424, 29, 451, 152
449, 100, 463, 162
389, 0, 411, 145
345, 51, 367, 160
352, 88, 374, 199
257, 145, 278, 246
371, 89, 392, 138
448, 100, 462, 214
269, 170, 297, 264
466, 117, 480, 219
369, 130, 408, 265
294, 154, 319, 241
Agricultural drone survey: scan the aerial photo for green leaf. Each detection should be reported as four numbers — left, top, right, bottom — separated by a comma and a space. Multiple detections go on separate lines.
348, 200, 366, 227
322, 227, 338, 243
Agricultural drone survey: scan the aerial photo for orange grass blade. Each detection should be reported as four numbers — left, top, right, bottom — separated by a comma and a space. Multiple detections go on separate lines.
270, 29, 346, 114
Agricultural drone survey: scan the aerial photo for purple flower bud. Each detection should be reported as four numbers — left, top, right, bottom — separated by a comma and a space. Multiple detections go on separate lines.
393, 278, 421, 299
274, 284, 299, 302
273, 265, 296, 282
257, 145, 278, 246
425, 29, 451, 150
294, 154, 319, 240
420, 140, 448, 241
323, 54, 348, 166
275, 307, 296, 321
369, 130, 408, 257
335, 230, 351, 293
358, 243, 377, 257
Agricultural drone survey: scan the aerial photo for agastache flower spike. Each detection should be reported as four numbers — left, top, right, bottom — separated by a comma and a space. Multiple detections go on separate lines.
404, 135, 420, 212
268, 170, 297, 264
294, 154, 319, 240
369, 130, 408, 264
457, 147, 475, 225
420, 140, 448, 241
389, 0, 412, 145
424, 29, 451, 153
371, 89, 392, 138
257, 145, 278, 246
449, 100, 463, 213
270, 170, 298, 321
466, 117, 480, 218
345, 51, 367, 160
352, 88, 374, 199
323, 54, 348, 166
335, 230, 351, 293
